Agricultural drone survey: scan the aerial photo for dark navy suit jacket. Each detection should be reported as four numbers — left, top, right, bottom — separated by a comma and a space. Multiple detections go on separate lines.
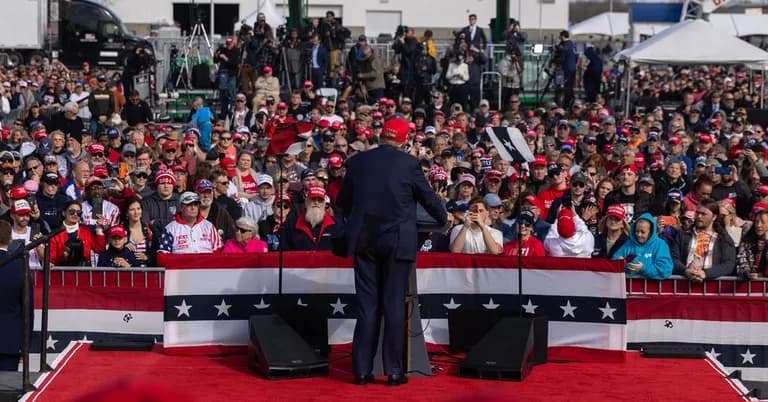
310, 44, 329, 72
336, 145, 447, 262
0, 248, 29, 355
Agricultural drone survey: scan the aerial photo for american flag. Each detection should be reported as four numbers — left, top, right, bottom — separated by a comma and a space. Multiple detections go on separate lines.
162, 253, 627, 362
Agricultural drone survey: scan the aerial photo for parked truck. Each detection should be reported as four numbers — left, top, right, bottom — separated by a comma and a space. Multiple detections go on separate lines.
0, 0, 153, 68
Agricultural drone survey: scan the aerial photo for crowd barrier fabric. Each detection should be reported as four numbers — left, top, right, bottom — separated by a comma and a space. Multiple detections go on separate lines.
161, 252, 627, 361
627, 295, 768, 381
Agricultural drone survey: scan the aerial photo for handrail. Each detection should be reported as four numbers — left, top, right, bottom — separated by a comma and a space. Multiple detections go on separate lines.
627, 274, 768, 297
30, 266, 164, 289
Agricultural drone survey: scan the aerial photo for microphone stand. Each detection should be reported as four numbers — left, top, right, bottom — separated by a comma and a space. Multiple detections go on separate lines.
515, 169, 527, 318
0, 226, 65, 392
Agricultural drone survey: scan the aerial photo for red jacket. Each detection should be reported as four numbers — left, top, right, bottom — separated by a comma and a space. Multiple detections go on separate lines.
50, 225, 106, 265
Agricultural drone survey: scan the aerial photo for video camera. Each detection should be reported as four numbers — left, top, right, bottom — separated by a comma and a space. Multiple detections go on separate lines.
238, 23, 253, 43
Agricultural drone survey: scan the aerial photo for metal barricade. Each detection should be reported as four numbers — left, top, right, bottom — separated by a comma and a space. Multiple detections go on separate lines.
480, 71, 502, 111
626, 274, 768, 297
31, 266, 165, 289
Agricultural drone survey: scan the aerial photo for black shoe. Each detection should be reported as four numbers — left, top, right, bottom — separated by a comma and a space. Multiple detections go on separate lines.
387, 374, 408, 386
355, 374, 375, 385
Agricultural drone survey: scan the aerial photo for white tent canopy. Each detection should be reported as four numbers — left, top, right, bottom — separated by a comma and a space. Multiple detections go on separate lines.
570, 12, 629, 37
571, 13, 768, 39
614, 19, 768, 66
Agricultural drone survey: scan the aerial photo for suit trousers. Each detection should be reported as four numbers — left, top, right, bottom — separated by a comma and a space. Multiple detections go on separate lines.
0, 354, 18, 371
352, 231, 411, 377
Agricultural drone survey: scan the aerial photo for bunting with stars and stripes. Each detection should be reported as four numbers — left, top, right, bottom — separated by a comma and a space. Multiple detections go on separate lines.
627, 295, 768, 382
162, 252, 627, 361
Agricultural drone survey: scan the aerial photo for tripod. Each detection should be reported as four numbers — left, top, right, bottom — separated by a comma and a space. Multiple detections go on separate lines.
176, 13, 214, 90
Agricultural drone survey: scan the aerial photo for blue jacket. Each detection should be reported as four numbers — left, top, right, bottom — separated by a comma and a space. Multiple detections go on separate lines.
191, 107, 213, 152
336, 144, 447, 262
613, 213, 673, 280
310, 44, 329, 72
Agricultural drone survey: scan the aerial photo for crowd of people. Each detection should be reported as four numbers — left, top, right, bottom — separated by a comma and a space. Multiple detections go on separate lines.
0, 12, 765, 285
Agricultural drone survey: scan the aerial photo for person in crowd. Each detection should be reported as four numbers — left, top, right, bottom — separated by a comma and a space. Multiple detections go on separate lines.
603, 164, 652, 222
544, 207, 594, 257
158, 192, 222, 254
8, 199, 45, 267
122, 196, 154, 267
37, 172, 68, 230
209, 169, 241, 221
719, 199, 748, 248
670, 200, 737, 281
196, 178, 235, 242
231, 151, 259, 203
97, 225, 140, 268
592, 204, 630, 258
259, 192, 294, 252
736, 209, 768, 280
141, 171, 179, 234
503, 210, 544, 257
284, 186, 342, 251
243, 174, 275, 222
449, 196, 503, 254
613, 213, 673, 280
49, 200, 106, 266
223, 216, 268, 253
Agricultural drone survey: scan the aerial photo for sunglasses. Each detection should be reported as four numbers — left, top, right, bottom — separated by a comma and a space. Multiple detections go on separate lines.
135, 174, 149, 179
123, 153, 136, 157
237, 227, 252, 233
520, 221, 533, 228
92, 153, 104, 157
220, 137, 232, 141
217, 181, 229, 186
165, 149, 176, 153
67, 208, 82, 216
334, 144, 348, 148
572, 182, 586, 188
275, 203, 291, 209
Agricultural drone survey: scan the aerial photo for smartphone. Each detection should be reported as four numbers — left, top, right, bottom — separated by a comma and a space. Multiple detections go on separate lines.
92, 196, 103, 216
660, 216, 677, 226
626, 254, 637, 263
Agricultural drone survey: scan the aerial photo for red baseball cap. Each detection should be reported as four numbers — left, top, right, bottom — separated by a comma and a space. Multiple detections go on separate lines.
93, 164, 109, 178
308, 186, 326, 200
619, 164, 638, 174
756, 185, 768, 196
154, 171, 176, 186
277, 102, 287, 110
10, 199, 31, 215
557, 208, 576, 238
606, 204, 626, 221
9, 186, 28, 200
108, 225, 127, 238
303, 80, 313, 87
698, 134, 714, 144
263, 66, 272, 74
531, 155, 548, 167
668, 136, 682, 145
484, 169, 503, 181
276, 193, 292, 203
162, 141, 177, 151
171, 164, 186, 172
380, 119, 409, 143
328, 153, 343, 168
88, 143, 105, 154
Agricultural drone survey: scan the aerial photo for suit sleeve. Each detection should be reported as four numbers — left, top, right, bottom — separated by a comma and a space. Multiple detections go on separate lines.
335, 160, 354, 219
409, 158, 447, 226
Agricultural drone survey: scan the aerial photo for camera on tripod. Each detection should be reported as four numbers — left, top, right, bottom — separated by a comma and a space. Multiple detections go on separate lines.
238, 23, 253, 43
395, 25, 408, 40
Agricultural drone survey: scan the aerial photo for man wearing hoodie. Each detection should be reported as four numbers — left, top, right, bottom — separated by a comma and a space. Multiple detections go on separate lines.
612, 213, 673, 280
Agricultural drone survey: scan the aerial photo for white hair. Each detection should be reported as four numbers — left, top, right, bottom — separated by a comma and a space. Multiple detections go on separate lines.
236, 216, 258, 232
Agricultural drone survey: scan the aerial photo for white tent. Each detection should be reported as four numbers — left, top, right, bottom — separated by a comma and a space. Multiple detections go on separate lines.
614, 19, 768, 65
570, 12, 630, 38
708, 13, 768, 37
615, 19, 768, 114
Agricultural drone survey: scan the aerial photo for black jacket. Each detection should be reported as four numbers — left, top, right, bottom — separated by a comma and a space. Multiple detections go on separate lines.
0, 248, 30, 356
670, 229, 736, 279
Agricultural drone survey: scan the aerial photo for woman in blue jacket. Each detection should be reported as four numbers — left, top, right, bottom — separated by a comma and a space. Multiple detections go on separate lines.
613, 213, 673, 280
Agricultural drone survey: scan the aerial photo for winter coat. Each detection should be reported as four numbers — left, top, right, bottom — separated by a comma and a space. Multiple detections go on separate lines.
613, 213, 673, 280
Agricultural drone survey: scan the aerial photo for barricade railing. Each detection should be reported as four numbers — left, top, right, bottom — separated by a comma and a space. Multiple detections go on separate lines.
627, 274, 768, 297
31, 266, 164, 289
31, 265, 768, 298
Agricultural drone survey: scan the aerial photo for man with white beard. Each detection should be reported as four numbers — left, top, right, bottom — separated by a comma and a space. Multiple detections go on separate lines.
284, 186, 342, 250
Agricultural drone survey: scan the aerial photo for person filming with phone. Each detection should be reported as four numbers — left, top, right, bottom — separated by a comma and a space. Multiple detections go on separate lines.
449, 196, 503, 254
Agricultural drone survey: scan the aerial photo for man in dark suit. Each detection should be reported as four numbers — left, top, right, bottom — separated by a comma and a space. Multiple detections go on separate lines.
0, 220, 28, 370
336, 118, 447, 386
461, 14, 488, 51
307, 33, 328, 88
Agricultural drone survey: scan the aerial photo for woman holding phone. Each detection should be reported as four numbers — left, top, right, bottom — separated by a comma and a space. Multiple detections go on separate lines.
613, 213, 673, 280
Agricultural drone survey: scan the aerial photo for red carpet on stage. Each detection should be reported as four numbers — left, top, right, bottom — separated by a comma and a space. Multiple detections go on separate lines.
28, 342, 744, 402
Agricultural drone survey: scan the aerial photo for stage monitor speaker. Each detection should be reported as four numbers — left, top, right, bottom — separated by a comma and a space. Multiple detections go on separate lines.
641, 343, 706, 359
90, 341, 154, 351
459, 317, 535, 381
276, 304, 330, 357
448, 310, 502, 353
449, 311, 548, 365
248, 315, 328, 379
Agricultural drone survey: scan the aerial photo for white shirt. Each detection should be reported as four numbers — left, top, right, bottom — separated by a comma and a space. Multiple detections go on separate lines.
11, 227, 40, 267
158, 216, 222, 254
450, 224, 503, 254
82, 199, 121, 228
